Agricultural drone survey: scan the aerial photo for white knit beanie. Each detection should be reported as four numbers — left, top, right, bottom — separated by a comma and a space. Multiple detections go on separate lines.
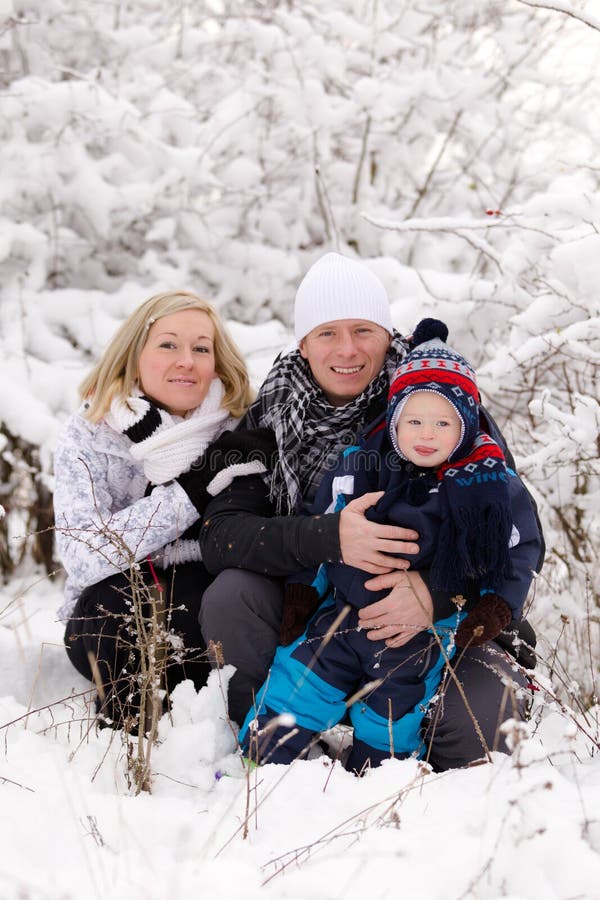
294, 252, 393, 342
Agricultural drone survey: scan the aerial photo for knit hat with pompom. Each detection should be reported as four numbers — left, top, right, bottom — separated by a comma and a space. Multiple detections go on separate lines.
387, 318, 480, 463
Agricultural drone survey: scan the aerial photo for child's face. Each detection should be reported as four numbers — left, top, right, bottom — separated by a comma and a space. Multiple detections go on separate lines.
396, 391, 462, 467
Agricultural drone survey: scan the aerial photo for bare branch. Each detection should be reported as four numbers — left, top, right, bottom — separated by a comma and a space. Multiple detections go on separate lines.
514, 0, 600, 30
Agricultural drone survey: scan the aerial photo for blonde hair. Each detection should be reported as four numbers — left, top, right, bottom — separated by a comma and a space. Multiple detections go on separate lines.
80, 291, 252, 422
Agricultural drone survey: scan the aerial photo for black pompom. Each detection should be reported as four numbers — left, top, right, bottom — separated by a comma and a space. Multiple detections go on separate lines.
411, 318, 449, 347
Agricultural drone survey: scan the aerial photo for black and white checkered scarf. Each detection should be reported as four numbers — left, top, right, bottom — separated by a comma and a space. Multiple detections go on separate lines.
245, 332, 408, 513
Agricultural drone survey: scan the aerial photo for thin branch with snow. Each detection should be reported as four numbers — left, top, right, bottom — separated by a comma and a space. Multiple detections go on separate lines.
514, 0, 600, 30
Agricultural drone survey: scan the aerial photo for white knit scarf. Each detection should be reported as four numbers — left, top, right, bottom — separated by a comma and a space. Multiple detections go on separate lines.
104, 379, 239, 567
105, 378, 237, 484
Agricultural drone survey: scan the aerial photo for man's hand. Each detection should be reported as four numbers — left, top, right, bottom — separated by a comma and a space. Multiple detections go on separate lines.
339, 491, 419, 574
358, 570, 433, 647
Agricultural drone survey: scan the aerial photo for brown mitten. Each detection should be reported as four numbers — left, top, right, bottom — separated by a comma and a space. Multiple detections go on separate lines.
280, 583, 322, 646
455, 593, 512, 648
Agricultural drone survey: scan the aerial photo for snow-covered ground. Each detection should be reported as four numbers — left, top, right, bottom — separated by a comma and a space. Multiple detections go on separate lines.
1, 505, 599, 899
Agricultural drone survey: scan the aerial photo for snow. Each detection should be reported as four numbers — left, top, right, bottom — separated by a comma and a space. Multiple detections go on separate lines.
1, 1, 600, 896
1, 574, 600, 899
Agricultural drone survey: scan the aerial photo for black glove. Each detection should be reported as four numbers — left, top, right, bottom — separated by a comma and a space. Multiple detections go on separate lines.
455, 593, 512, 648
279, 583, 322, 646
177, 427, 277, 512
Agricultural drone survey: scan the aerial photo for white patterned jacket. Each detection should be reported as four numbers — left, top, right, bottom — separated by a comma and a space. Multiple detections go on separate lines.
53, 411, 198, 620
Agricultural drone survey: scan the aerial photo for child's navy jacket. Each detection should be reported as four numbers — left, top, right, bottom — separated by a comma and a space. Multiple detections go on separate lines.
304, 411, 542, 620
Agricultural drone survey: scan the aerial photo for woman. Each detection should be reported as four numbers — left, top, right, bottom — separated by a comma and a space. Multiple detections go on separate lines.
54, 290, 272, 730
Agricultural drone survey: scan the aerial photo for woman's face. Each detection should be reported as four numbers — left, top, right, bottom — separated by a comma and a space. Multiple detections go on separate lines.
299, 319, 391, 406
137, 309, 217, 416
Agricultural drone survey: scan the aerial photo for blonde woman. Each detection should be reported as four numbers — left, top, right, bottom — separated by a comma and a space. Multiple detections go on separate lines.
54, 290, 274, 729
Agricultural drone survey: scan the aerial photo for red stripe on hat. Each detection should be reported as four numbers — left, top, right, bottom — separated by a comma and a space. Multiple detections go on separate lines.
389, 369, 478, 400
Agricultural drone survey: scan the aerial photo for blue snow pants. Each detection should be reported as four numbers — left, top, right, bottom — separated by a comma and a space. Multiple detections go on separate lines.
239, 593, 463, 771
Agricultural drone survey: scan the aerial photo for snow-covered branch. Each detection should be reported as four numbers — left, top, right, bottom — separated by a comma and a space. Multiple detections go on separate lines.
514, 0, 600, 31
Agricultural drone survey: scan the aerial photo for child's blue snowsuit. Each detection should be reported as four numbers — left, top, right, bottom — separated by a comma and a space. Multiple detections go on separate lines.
239, 416, 541, 771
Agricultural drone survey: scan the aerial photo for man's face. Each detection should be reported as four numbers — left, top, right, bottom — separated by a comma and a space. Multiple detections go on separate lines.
299, 319, 391, 406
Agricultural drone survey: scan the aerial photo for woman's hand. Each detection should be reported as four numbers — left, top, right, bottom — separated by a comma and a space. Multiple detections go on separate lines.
338, 491, 419, 574
178, 427, 277, 512
358, 570, 433, 647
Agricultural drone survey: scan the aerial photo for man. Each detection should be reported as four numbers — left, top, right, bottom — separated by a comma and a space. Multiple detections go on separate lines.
199, 252, 540, 770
